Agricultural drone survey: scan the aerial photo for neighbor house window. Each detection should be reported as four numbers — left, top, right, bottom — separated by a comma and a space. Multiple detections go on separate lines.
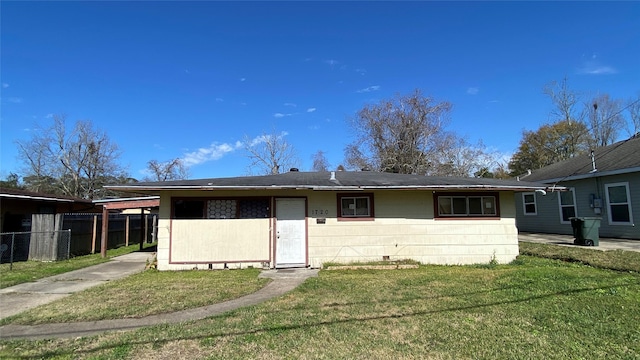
435, 193, 499, 218
522, 192, 537, 215
605, 183, 633, 225
337, 193, 374, 220
173, 198, 269, 219
558, 188, 577, 224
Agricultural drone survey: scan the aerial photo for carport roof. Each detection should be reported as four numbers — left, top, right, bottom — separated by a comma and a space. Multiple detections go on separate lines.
105, 171, 557, 194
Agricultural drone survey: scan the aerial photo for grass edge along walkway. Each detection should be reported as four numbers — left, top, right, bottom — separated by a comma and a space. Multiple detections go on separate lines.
0, 242, 157, 289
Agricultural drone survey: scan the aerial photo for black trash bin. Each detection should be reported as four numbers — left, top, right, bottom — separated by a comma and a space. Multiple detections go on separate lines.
570, 217, 601, 246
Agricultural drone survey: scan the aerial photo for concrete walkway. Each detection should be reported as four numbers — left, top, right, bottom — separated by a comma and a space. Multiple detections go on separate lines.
0, 252, 152, 321
0, 255, 318, 340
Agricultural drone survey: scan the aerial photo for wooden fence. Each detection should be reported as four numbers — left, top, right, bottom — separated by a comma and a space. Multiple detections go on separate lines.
0, 213, 157, 262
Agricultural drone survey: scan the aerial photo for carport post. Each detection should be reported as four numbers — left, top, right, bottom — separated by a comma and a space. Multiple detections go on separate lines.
140, 208, 144, 251
101, 205, 108, 258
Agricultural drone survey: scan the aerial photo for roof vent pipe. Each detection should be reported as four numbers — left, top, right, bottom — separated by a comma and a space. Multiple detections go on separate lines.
590, 150, 597, 173
330, 171, 336, 181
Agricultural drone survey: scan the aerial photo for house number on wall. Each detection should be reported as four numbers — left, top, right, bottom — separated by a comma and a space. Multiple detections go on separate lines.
311, 209, 329, 216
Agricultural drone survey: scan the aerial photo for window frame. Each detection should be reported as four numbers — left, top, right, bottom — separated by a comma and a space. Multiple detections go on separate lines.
434, 192, 500, 219
522, 192, 537, 216
604, 182, 634, 226
337, 193, 375, 221
558, 188, 577, 224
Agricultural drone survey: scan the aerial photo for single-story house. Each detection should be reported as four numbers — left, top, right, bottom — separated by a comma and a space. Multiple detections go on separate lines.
515, 134, 639, 240
107, 171, 558, 270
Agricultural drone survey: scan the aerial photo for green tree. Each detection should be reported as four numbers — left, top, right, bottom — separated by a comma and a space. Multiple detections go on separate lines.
508, 120, 590, 176
0, 173, 23, 189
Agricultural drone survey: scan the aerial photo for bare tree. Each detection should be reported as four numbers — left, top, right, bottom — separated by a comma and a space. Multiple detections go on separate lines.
543, 77, 591, 156
544, 77, 584, 124
15, 114, 127, 199
586, 94, 625, 148
626, 95, 640, 136
434, 139, 499, 177
145, 158, 189, 181
344, 89, 455, 175
311, 151, 330, 172
244, 131, 300, 175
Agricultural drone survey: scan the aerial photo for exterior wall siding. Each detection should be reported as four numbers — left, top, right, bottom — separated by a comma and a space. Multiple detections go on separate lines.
515, 172, 640, 240
157, 189, 520, 270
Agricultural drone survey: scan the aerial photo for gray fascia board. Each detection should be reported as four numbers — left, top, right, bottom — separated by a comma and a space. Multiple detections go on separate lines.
534, 166, 640, 184
108, 184, 554, 192
93, 196, 160, 204
0, 194, 76, 202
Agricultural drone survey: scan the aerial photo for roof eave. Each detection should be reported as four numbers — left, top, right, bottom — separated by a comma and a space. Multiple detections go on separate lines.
531, 166, 640, 184
107, 184, 556, 192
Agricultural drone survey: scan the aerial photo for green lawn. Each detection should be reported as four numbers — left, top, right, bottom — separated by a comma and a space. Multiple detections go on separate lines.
0, 243, 638, 359
0, 242, 156, 289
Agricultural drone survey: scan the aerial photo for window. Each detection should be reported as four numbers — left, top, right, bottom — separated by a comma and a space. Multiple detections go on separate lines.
173, 198, 269, 219
522, 192, 537, 215
558, 188, 577, 224
337, 193, 374, 219
435, 193, 499, 218
605, 183, 633, 225
174, 200, 205, 219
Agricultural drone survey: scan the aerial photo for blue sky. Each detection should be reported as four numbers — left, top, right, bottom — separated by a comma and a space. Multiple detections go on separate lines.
2, 1, 639, 180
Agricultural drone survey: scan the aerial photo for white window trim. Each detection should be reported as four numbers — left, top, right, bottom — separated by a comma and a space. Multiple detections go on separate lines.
604, 182, 634, 226
522, 192, 537, 216
558, 188, 577, 224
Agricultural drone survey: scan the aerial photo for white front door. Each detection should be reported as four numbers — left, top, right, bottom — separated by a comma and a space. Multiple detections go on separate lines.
275, 198, 306, 268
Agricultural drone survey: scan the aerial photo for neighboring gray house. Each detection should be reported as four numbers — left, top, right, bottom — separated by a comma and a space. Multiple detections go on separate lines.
515, 134, 640, 240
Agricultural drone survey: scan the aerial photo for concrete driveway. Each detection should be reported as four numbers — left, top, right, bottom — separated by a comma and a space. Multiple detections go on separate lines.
518, 232, 640, 252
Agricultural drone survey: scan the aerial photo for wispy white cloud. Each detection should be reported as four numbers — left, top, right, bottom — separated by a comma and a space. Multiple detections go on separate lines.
45, 113, 54, 118
307, 107, 316, 113
284, 102, 297, 107
577, 54, 617, 75
579, 64, 617, 75
181, 141, 243, 167
467, 87, 479, 95
355, 68, 366, 75
7, 97, 23, 103
2, 83, 8, 88
247, 132, 289, 147
274, 113, 293, 118
240, 77, 246, 82
215, 98, 224, 102
325, 59, 339, 67
356, 85, 380, 93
